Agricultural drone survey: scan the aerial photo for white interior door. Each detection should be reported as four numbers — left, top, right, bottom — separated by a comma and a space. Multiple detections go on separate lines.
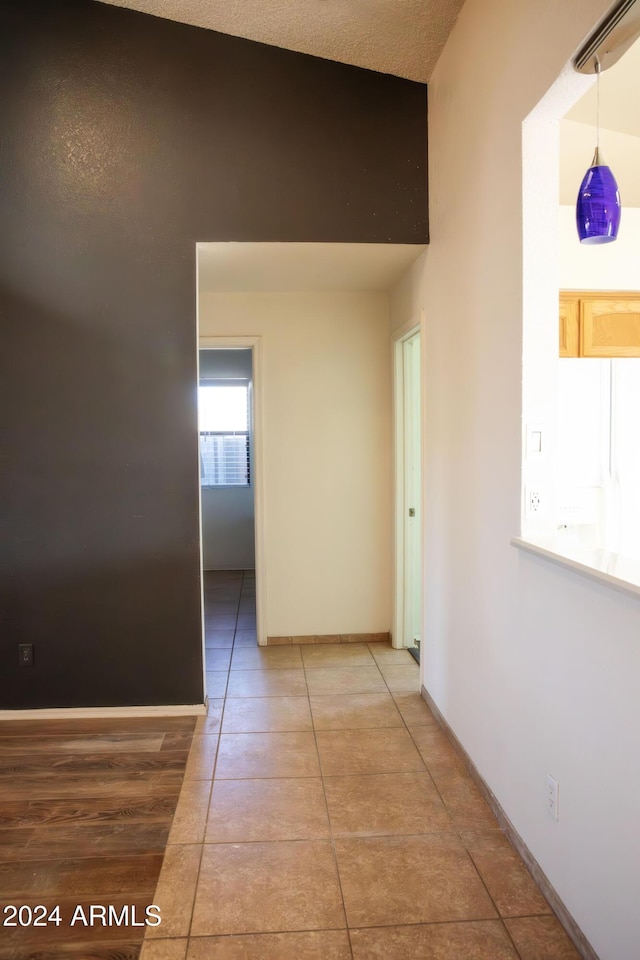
403, 331, 422, 649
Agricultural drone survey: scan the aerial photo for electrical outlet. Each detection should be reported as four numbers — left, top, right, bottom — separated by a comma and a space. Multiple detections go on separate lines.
524, 487, 542, 518
18, 644, 34, 667
546, 774, 559, 821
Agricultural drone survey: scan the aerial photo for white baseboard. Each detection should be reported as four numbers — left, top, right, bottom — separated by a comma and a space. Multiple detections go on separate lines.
0, 704, 207, 720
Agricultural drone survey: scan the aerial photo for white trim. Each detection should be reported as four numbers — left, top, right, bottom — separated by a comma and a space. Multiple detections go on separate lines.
195, 255, 207, 701
392, 318, 423, 650
199, 335, 267, 646
392, 336, 405, 649
394, 315, 423, 342
0, 704, 206, 720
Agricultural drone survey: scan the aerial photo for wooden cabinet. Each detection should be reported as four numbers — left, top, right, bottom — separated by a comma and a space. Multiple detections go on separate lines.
559, 292, 640, 357
559, 296, 579, 357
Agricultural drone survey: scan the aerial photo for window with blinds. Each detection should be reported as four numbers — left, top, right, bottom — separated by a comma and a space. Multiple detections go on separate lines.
199, 380, 250, 487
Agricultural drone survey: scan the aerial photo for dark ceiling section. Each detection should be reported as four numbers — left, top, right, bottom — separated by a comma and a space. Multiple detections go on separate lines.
0, 0, 428, 708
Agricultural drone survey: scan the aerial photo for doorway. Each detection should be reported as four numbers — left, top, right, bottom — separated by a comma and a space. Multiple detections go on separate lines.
199, 348, 255, 571
197, 337, 266, 673
393, 320, 423, 658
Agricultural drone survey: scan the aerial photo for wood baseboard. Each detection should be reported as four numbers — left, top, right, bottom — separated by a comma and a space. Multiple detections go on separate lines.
267, 632, 390, 645
421, 684, 600, 960
0, 704, 207, 720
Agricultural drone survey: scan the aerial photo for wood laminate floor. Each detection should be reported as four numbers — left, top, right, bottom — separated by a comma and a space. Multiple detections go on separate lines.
0, 715, 196, 960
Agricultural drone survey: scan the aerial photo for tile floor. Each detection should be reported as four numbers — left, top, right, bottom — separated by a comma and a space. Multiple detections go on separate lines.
141, 570, 581, 960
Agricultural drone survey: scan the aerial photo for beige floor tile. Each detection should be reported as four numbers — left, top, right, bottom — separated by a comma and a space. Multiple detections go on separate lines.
310, 692, 403, 730
221, 696, 312, 733
301, 643, 375, 668
504, 916, 582, 959
204, 609, 239, 619
234, 631, 258, 646
367, 642, 417, 664
187, 930, 352, 959
335, 834, 497, 927
428, 756, 474, 779
195, 699, 223, 734
378, 664, 420, 693
392, 692, 438, 725
316, 728, 425, 776
206, 615, 237, 629
205, 777, 330, 842
205, 616, 237, 630
206, 672, 228, 698
141, 939, 189, 960
230, 646, 303, 670
205, 648, 232, 671
350, 920, 519, 959
305, 666, 387, 696
324, 772, 452, 837
409, 725, 461, 763
216, 732, 320, 779
190, 840, 345, 935
226, 669, 307, 697
429, 761, 500, 829
147, 844, 201, 939
462, 831, 552, 917
237, 614, 256, 628
168, 778, 213, 843
205, 632, 234, 649
184, 735, 219, 780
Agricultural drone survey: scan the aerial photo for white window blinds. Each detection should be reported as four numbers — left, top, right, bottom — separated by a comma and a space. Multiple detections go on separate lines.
199, 380, 250, 487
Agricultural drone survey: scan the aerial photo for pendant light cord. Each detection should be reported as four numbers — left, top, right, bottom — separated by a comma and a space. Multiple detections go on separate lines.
595, 55, 601, 154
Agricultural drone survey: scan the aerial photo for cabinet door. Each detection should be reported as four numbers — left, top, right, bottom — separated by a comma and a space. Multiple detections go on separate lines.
581, 298, 640, 357
559, 297, 579, 357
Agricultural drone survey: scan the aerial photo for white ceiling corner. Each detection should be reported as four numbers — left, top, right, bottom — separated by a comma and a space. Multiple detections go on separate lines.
561, 37, 640, 207
97, 0, 465, 83
197, 242, 427, 293
564, 37, 640, 139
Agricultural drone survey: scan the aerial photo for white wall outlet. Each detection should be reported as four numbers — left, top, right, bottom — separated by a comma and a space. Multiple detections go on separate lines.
526, 489, 541, 516
546, 774, 559, 821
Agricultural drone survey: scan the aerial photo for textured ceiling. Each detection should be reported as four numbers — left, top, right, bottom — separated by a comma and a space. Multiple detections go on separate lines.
97, 0, 464, 82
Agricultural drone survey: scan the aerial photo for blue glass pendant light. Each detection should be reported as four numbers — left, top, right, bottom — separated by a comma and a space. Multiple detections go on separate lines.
576, 57, 621, 244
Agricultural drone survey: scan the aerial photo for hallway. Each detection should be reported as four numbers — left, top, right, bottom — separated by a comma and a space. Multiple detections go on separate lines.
141, 571, 580, 959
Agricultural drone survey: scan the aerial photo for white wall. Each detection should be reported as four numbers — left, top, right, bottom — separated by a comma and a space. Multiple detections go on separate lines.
199, 291, 392, 636
560, 121, 640, 207
201, 487, 255, 570
391, 2, 640, 958
199, 349, 255, 570
560, 204, 640, 289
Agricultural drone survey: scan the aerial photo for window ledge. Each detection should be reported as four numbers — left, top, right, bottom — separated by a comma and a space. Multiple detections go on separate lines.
201, 484, 250, 490
511, 535, 640, 599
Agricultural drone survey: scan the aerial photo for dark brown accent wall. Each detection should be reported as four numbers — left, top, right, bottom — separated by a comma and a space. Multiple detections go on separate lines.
0, 0, 428, 708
